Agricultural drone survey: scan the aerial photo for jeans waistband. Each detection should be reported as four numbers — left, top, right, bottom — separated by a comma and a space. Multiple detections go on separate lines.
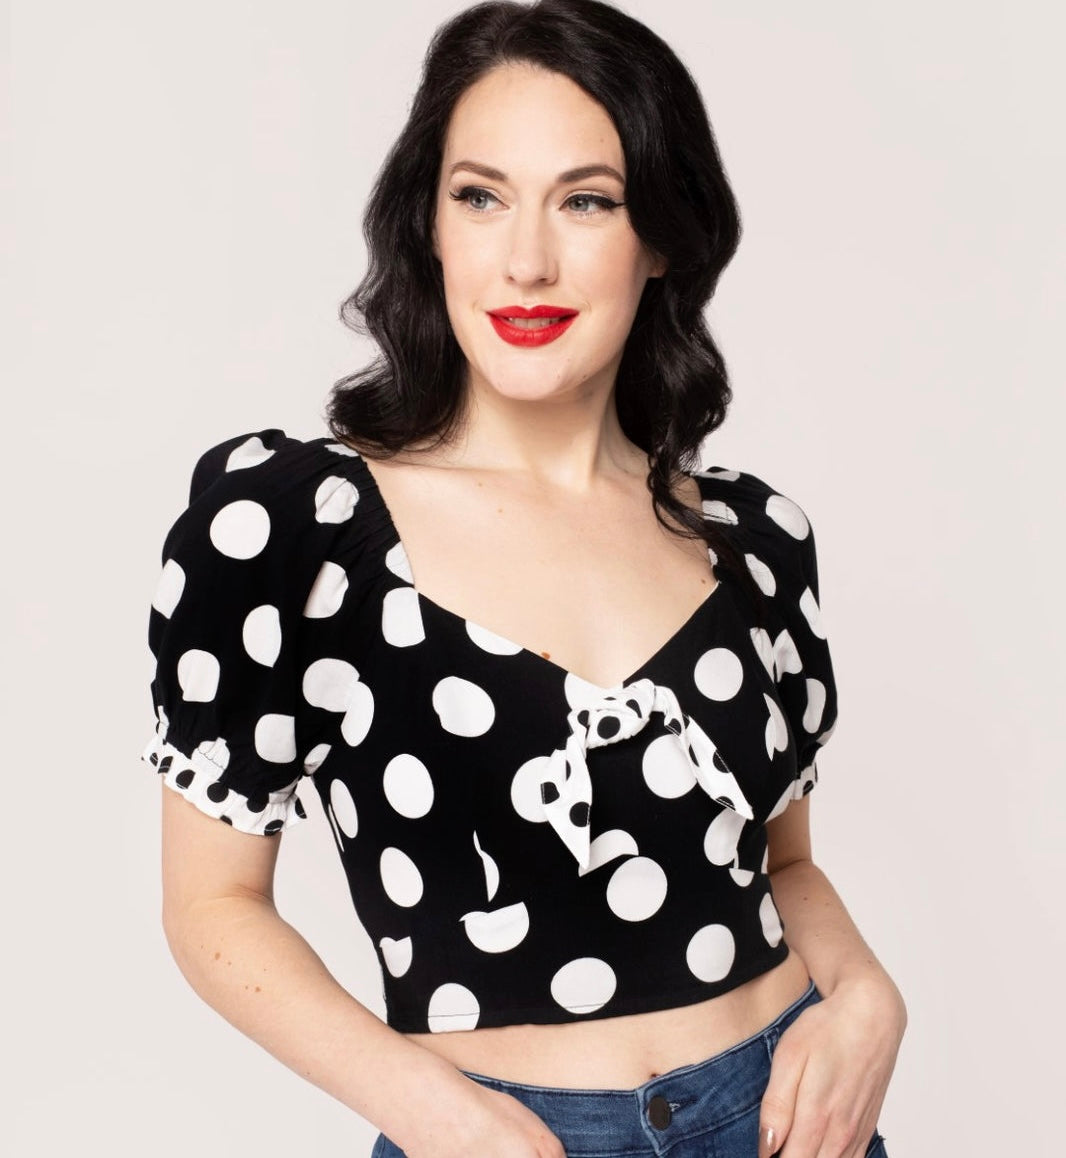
458, 978, 822, 1156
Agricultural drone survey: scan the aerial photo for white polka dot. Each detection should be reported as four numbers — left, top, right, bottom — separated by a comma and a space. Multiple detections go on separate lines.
799, 587, 826, 639
243, 604, 281, 666
432, 676, 495, 737
382, 586, 426, 647
761, 846, 769, 874
304, 561, 349, 618
694, 647, 744, 701
760, 893, 784, 946
550, 957, 617, 1014
686, 923, 735, 982
379, 936, 412, 978
564, 671, 618, 708
225, 435, 275, 471
473, 830, 500, 901
765, 494, 810, 539
580, 829, 640, 876
461, 902, 530, 953
341, 681, 375, 747
696, 467, 740, 481
209, 500, 271, 559
764, 694, 790, 757
302, 743, 331, 774
326, 441, 359, 457
314, 476, 359, 524
803, 678, 826, 733
196, 734, 229, 769
745, 554, 776, 596
466, 620, 523, 655
380, 847, 423, 907
702, 499, 738, 525
303, 658, 360, 712
606, 857, 668, 922
427, 983, 480, 1032
729, 866, 755, 887
773, 629, 803, 678
383, 754, 434, 818
384, 541, 413, 583
254, 713, 296, 763
642, 733, 697, 798
152, 559, 185, 618
750, 628, 775, 678
329, 778, 358, 838
510, 755, 553, 822
703, 809, 746, 866
176, 648, 220, 702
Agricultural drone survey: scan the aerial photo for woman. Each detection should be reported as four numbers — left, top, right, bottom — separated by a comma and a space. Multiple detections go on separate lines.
142, 2, 906, 1156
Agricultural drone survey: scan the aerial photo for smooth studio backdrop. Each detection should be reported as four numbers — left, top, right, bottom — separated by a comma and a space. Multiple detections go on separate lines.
6, 1, 1063, 1154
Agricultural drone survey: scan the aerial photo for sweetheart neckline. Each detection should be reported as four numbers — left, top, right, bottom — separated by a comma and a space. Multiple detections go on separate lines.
346, 448, 723, 692
413, 576, 723, 694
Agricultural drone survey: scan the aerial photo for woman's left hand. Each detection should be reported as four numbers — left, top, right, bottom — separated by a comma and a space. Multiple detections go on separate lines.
757, 972, 907, 1158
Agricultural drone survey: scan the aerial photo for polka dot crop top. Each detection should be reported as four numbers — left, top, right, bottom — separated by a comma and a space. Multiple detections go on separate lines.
141, 428, 838, 1033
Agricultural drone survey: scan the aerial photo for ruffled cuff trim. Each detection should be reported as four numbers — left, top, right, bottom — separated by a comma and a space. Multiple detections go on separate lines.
791, 758, 819, 801
141, 729, 307, 836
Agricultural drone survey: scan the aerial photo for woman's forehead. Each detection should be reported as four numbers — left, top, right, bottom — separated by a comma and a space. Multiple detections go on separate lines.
442, 64, 625, 181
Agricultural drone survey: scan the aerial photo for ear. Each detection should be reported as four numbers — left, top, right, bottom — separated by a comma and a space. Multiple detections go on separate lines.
647, 248, 668, 279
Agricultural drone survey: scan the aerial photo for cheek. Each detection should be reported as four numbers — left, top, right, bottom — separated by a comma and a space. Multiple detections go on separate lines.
581, 234, 653, 296
439, 233, 493, 300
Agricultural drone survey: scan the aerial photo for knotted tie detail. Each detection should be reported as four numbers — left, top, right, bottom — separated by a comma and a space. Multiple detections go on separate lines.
538, 678, 754, 870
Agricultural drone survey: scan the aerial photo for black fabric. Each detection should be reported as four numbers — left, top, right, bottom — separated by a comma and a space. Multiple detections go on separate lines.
142, 428, 838, 1033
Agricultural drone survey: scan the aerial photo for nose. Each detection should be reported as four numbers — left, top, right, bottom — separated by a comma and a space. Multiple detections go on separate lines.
505, 204, 558, 286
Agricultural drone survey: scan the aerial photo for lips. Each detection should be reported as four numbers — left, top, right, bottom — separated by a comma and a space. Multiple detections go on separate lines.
487, 304, 578, 347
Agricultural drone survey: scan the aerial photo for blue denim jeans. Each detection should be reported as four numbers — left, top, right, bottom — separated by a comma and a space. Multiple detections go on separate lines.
371, 979, 888, 1157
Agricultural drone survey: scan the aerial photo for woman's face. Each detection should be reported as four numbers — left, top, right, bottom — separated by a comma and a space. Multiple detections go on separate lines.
432, 63, 666, 409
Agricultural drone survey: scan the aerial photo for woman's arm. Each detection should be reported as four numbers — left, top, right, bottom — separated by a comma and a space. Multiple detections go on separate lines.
766, 795, 905, 1002
758, 796, 907, 1158
160, 788, 566, 1158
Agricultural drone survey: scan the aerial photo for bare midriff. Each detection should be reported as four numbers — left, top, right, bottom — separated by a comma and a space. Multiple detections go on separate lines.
405, 946, 811, 1089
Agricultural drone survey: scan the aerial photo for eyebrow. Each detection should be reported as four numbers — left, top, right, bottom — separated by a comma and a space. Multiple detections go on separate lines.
448, 160, 625, 185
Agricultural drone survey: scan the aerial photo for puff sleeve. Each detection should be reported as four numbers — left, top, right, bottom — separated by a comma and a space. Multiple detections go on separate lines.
769, 501, 839, 800
140, 429, 356, 835
701, 468, 840, 802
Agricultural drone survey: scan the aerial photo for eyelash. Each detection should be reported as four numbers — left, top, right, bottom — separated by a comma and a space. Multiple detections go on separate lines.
448, 185, 624, 217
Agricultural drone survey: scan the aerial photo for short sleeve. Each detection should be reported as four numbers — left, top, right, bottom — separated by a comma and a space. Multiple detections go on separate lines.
698, 467, 840, 802
770, 507, 839, 800
140, 429, 357, 835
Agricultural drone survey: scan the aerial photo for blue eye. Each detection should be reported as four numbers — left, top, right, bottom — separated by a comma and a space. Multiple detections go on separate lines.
450, 186, 500, 213
564, 193, 623, 214
448, 186, 624, 216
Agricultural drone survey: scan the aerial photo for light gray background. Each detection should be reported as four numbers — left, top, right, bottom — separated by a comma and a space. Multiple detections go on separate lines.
5, 1, 1063, 1154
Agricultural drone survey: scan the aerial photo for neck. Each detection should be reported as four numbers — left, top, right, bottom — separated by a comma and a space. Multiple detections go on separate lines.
441, 372, 649, 493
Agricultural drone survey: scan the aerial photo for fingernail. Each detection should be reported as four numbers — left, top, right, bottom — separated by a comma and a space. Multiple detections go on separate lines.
762, 1125, 776, 1156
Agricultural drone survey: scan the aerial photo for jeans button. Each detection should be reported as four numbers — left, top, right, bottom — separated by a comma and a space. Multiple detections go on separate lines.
647, 1094, 672, 1130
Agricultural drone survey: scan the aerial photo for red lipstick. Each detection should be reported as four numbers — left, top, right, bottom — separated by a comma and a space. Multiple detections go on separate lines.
486, 304, 578, 348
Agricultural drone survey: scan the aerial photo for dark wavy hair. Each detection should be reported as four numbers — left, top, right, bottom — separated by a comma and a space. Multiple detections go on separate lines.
326, 0, 761, 608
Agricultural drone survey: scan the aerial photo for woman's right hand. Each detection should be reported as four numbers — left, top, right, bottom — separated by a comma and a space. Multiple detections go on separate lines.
392, 1076, 566, 1157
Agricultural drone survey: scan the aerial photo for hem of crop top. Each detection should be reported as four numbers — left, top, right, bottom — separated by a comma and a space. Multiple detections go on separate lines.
390, 941, 792, 1034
